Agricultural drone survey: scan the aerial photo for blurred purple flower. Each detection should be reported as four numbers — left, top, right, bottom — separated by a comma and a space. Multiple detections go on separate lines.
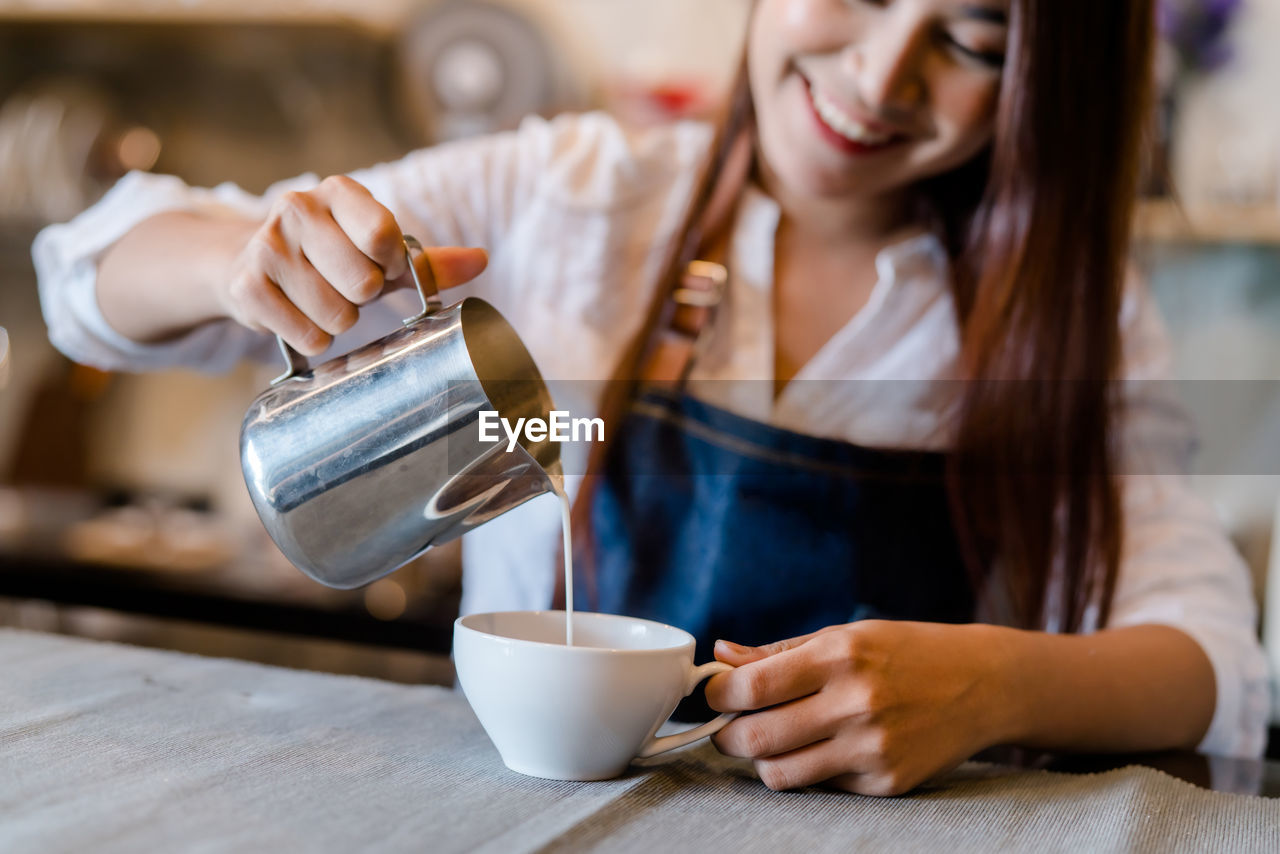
1157, 0, 1244, 72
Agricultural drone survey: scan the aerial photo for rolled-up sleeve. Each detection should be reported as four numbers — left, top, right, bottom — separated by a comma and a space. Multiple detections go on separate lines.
1109, 274, 1270, 758
32, 112, 569, 374
33, 170, 318, 372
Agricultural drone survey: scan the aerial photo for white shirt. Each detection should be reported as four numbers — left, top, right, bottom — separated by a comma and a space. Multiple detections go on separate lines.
34, 111, 1269, 758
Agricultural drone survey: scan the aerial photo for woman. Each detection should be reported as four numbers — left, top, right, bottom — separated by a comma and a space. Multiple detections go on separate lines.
35, 0, 1267, 795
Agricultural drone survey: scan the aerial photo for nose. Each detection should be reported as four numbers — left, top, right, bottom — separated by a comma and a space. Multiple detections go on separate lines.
843, 16, 928, 116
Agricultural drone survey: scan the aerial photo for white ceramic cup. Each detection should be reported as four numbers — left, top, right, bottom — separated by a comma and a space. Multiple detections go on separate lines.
454, 610, 737, 781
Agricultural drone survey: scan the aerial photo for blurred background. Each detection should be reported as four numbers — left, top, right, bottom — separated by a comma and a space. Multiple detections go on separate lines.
0, 0, 1277, 745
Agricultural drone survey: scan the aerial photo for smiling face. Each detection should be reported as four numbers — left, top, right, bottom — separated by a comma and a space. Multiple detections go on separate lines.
749, 0, 1009, 205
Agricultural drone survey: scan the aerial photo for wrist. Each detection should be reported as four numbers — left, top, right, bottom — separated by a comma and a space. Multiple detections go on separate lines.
967, 623, 1036, 748
198, 214, 259, 322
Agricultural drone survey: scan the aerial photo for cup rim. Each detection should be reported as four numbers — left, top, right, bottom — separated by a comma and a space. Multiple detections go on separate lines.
454, 610, 695, 655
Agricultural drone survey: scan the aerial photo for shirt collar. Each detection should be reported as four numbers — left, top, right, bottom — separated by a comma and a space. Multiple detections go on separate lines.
874, 231, 949, 285
739, 186, 949, 286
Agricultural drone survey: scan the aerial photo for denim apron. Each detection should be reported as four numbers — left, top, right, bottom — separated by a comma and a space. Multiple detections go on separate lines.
586, 385, 975, 720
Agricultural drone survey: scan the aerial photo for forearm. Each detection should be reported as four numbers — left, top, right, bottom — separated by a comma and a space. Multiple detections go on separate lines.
984, 623, 1216, 753
96, 210, 258, 343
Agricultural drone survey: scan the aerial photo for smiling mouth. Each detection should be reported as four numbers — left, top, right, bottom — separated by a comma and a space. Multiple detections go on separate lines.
801, 76, 908, 154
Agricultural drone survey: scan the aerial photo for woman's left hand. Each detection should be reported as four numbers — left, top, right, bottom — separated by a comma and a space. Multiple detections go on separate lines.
705, 620, 1017, 796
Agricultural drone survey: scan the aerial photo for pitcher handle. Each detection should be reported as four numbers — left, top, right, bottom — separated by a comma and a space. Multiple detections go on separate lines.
636, 661, 737, 758
271, 234, 441, 385
398, 235, 444, 324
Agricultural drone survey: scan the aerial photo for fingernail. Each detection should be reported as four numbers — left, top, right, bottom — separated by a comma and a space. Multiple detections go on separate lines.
716, 639, 751, 655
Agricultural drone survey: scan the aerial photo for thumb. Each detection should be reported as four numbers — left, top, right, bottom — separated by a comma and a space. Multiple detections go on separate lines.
391, 246, 489, 293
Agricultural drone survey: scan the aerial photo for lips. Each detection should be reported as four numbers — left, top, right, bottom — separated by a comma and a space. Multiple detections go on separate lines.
800, 76, 908, 156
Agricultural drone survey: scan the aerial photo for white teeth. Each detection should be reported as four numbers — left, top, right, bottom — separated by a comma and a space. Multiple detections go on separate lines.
808, 82, 893, 146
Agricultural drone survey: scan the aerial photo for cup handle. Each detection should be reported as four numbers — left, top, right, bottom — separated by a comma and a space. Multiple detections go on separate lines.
270, 234, 440, 386
636, 660, 737, 759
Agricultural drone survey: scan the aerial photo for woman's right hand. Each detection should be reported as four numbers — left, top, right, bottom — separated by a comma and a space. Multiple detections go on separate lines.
218, 175, 489, 356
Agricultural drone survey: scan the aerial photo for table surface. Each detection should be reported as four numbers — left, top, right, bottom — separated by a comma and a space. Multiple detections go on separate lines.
3, 628, 1279, 854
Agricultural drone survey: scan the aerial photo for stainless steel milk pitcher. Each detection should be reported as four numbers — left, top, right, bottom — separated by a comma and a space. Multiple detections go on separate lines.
240, 236, 561, 589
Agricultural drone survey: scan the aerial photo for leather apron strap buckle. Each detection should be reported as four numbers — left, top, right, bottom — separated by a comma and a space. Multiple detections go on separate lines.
672, 261, 728, 309
641, 259, 728, 387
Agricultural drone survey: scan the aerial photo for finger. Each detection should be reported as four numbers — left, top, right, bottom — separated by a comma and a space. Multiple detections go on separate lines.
753, 739, 854, 792
811, 725, 931, 797
705, 647, 827, 713
390, 246, 489, 293
242, 275, 331, 356
714, 628, 830, 666
321, 176, 409, 280
713, 640, 769, 666
296, 211, 388, 306
268, 255, 359, 338
712, 695, 834, 760
827, 772, 911, 798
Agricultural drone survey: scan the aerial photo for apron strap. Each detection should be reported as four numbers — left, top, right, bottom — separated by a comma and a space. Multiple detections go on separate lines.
638, 129, 753, 388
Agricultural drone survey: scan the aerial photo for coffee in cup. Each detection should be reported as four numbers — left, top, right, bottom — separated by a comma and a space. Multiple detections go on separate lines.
454, 610, 736, 781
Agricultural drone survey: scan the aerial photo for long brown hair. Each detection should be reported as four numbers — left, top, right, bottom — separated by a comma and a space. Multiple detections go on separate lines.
563, 0, 1154, 633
